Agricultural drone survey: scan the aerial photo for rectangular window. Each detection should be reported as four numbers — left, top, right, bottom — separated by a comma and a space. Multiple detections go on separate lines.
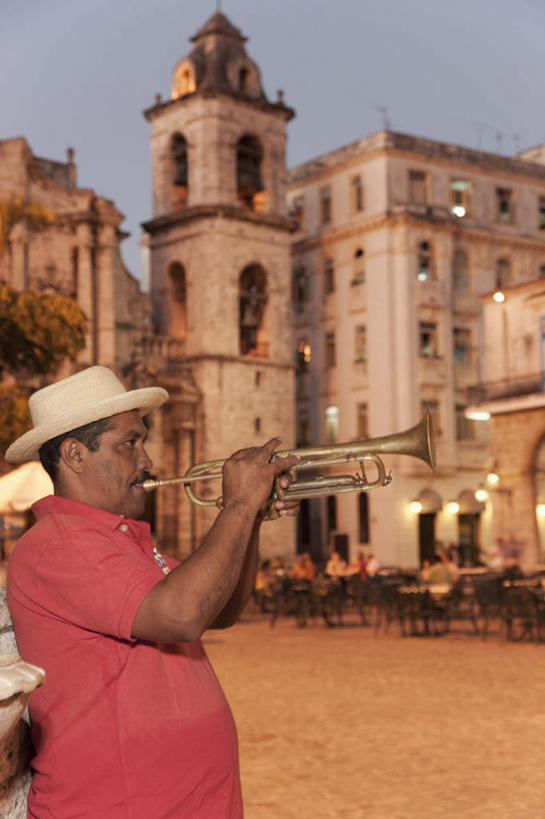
539, 196, 545, 231
324, 259, 335, 294
320, 187, 332, 225
325, 405, 339, 443
354, 324, 367, 363
450, 179, 471, 218
325, 332, 336, 368
289, 195, 305, 230
292, 267, 308, 303
296, 340, 312, 373
455, 404, 474, 440
358, 493, 370, 543
356, 402, 368, 439
496, 188, 514, 223
327, 495, 337, 533
419, 322, 438, 358
422, 399, 440, 437
351, 175, 364, 213
297, 417, 311, 446
453, 328, 471, 365
409, 170, 429, 205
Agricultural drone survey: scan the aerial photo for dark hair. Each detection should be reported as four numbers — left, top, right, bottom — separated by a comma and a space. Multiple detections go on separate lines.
39, 417, 115, 481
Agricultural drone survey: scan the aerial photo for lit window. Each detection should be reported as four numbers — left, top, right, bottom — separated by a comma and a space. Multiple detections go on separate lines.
325, 405, 339, 443
409, 170, 429, 205
417, 241, 434, 281
296, 339, 312, 373
496, 188, 514, 223
453, 328, 471, 365
320, 187, 332, 225
450, 180, 471, 218
419, 322, 438, 358
351, 175, 364, 213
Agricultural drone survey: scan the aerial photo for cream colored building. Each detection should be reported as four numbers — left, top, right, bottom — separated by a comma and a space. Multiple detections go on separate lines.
288, 130, 545, 568
466, 257, 545, 567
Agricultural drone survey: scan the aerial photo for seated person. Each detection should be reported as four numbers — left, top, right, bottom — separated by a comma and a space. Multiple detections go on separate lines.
289, 553, 315, 581
325, 551, 347, 578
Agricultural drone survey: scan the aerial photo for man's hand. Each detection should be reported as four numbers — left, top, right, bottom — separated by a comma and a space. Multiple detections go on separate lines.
222, 438, 300, 517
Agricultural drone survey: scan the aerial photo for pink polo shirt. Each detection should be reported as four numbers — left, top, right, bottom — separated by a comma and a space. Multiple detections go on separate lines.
7, 496, 242, 819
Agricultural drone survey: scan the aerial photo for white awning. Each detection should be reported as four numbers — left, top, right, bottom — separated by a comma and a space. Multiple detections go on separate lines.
0, 463, 53, 514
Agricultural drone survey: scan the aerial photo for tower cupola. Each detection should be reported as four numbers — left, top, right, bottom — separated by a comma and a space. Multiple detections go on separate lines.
171, 12, 266, 102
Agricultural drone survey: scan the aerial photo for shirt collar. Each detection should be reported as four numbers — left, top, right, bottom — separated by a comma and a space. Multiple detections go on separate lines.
32, 495, 150, 539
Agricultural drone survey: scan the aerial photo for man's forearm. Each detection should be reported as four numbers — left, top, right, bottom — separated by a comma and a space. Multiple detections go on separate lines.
210, 517, 261, 628
132, 499, 260, 642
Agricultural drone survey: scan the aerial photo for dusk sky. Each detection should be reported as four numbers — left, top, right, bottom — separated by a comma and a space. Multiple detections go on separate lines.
3, 0, 544, 278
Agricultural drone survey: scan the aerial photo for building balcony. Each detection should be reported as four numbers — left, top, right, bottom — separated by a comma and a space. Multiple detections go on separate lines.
468, 373, 545, 404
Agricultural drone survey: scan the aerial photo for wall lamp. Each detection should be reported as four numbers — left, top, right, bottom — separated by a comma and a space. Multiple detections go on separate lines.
409, 500, 423, 514
446, 501, 460, 514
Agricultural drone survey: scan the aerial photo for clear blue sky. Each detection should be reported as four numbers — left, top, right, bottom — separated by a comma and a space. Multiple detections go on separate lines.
3, 0, 544, 279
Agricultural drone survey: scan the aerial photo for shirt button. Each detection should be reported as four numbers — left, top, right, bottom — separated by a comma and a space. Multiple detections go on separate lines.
119, 524, 129, 533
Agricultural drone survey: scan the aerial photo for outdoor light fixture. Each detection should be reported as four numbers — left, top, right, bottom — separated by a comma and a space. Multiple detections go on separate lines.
475, 487, 488, 503
446, 501, 460, 514
537, 504, 545, 518
409, 500, 422, 514
465, 409, 491, 421
493, 290, 505, 303
451, 205, 466, 218
487, 472, 500, 486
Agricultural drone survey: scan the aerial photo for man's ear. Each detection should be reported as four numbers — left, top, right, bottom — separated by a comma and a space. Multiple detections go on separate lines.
59, 438, 89, 474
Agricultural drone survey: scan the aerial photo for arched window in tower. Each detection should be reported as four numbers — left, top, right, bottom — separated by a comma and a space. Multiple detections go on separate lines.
239, 67, 249, 94
239, 264, 268, 356
171, 133, 188, 188
167, 262, 187, 339
496, 257, 512, 289
236, 135, 264, 211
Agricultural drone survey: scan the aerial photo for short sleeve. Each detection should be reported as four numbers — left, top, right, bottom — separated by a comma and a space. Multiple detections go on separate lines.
11, 531, 163, 642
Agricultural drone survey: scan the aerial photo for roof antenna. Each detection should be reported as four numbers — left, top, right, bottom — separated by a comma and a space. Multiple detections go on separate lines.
375, 105, 391, 131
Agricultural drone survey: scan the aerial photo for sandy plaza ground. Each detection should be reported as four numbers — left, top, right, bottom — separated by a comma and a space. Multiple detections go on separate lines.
204, 612, 545, 819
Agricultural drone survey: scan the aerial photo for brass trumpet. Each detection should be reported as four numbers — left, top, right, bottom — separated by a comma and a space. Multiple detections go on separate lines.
141, 412, 435, 515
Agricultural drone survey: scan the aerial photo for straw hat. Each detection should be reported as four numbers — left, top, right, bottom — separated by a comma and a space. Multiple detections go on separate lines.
5, 366, 169, 464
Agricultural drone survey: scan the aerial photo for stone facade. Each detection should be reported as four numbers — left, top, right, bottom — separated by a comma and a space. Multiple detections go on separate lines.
141, 12, 297, 559
288, 130, 545, 567
0, 136, 151, 372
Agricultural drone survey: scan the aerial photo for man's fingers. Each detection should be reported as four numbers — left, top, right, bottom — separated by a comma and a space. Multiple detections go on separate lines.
272, 453, 300, 474
257, 437, 283, 461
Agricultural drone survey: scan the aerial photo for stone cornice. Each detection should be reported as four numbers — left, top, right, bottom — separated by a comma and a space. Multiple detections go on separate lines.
291, 209, 545, 254
143, 88, 295, 123
142, 204, 297, 235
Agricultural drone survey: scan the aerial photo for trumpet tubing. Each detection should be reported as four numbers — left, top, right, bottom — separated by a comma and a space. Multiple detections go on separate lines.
141, 412, 435, 516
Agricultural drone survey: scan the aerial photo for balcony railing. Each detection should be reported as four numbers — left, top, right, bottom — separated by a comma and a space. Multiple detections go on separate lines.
468, 373, 545, 403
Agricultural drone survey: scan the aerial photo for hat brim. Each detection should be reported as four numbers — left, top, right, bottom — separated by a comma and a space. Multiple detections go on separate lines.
5, 387, 168, 464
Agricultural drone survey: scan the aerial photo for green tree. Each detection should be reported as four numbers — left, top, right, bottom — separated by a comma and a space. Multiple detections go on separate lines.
0, 284, 88, 456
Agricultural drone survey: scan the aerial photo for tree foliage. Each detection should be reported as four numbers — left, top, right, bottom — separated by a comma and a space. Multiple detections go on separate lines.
0, 197, 56, 259
0, 284, 88, 456
0, 284, 88, 378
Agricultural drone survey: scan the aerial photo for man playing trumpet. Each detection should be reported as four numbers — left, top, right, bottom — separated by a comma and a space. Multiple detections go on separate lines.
5, 365, 299, 818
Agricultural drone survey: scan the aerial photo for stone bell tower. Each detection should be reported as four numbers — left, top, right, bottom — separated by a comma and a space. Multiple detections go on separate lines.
142, 11, 296, 557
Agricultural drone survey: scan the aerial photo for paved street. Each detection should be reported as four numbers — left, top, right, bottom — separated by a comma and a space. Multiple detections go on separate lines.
205, 613, 545, 819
